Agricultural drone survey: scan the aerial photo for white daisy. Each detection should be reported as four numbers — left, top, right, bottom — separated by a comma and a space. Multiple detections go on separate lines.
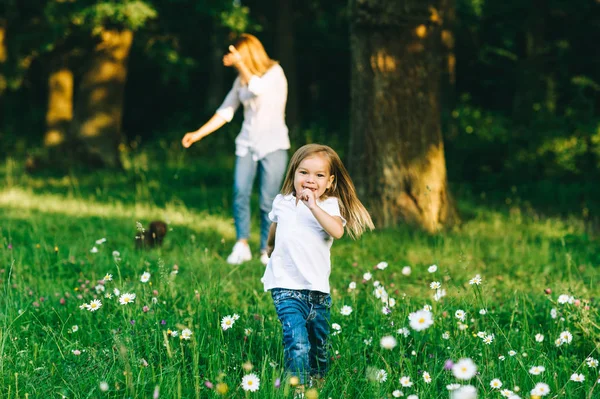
340, 305, 353, 316
570, 373, 585, 382
397, 327, 410, 337
181, 329, 192, 340
90, 247, 98, 253
221, 315, 235, 331
530, 382, 550, 396
375, 369, 387, 382
450, 385, 477, 399
469, 274, 482, 285
376, 262, 388, 270
401, 266, 411, 276
455, 309, 466, 321
422, 371, 431, 383
452, 358, 477, 380
430, 281, 441, 290
586, 357, 598, 367
559, 330, 573, 344
483, 334, 494, 344
349, 282, 357, 290
408, 309, 434, 331
103, 273, 113, 282
399, 376, 413, 387
442, 331, 450, 340
95, 238, 107, 245
363, 272, 372, 281
87, 299, 102, 311
118, 293, 136, 305
140, 272, 151, 283
380, 335, 397, 350
529, 366, 545, 375
490, 378, 502, 389
479, 308, 487, 315
433, 289, 447, 301
71, 325, 79, 332
392, 390, 403, 397
508, 350, 517, 356
241, 373, 260, 392
428, 264, 438, 273
446, 383, 461, 390
535, 333, 544, 342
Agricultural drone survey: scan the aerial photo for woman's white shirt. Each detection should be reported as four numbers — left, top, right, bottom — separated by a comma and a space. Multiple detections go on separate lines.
261, 194, 347, 294
216, 64, 290, 160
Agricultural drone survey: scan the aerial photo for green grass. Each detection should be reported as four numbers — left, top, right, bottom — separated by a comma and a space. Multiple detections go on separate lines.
0, 150, 599, 399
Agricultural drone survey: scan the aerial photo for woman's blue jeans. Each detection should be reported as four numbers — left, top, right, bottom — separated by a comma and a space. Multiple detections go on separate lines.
233, 150, 288, 251
271, 288, 332, 384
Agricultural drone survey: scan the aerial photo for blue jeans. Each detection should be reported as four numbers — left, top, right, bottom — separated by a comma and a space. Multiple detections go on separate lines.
271, 288, 332, 384
233, 150, 288, 251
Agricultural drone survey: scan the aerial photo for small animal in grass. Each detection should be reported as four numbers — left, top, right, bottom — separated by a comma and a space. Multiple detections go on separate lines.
135, 221, 167, 249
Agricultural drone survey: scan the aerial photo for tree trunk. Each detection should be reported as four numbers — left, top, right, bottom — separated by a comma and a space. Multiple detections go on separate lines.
44, 61, 73, 148
348, 0, 459, 232
73, 29, 133, 168
275, 0, 299, 129
0, 20, 6, 124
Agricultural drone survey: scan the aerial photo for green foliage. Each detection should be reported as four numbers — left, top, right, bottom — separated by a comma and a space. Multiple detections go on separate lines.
72, 1, 157, 31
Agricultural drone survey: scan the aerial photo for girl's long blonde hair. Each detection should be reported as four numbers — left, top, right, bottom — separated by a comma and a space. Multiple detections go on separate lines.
233, 34, 277, 76
281, 144, 375, 239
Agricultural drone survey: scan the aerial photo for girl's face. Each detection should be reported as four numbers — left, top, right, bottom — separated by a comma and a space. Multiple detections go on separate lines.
294, 153, 334, 200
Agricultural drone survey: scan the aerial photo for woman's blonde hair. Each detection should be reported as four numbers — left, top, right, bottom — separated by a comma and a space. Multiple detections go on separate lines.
233, 34, 277, 76
281, 144, 375, 239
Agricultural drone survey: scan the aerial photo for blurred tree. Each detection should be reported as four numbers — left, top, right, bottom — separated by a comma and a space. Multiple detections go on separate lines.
348, 0, 459, 232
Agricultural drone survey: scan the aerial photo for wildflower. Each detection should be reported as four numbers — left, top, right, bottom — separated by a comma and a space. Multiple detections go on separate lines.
388, 297, 396, 307
232, 313, 240, 321
450, 385, 477, 399
382, 306, 391, 315
500, 389, 514, 397
181, 329, 192, 340
477, 331, 486, 338
99, 381, 109, 392
557, 294, 573, 304
244, 328, 253, 336
72, 325, 79, 332
364, 337, 372, 346
428, 264, 438, 273
570, 373, 585, 382
423, 371, 431, 383
392, 390, 403, 397
529, 366, 545, 375
72, 349, 81, 355
423, 304, 432, 311
340, 305, 353, 316
94, 284, 105, 293
401, 266, 411, 276
331, 323, 341, 335
95, 238, 107, 245
559, 330, 573, 344
508, 350, 517, 356
380, 335, 397, 350
490, 379, 503, 389
87, 299, 102, 311
550, 308, 558, 318
408, 309, 434, 331
374, 286, 387, 298
452, 358, 477, 380
498, 355, 505, 361
375, 369, 387, 382
442, 331, 450, 340
586, 357, 598, 367
103, 274, 113, 282
90, 247, 99, 253
530, 382, 550, 396
119, 293, 136, 305
430, 281, 441, 290
433, 289, 447, 301
407, 395, 418, 399
363, 272, 372, 281
455, 309, 466, 321
376, 262, 388, 270
483, 334, 494, 345
113, 288, 120, 296
140, 272, 151, 283
349, 282, 357, 290
221, 315, 235, 330
399, 376, 413, 387
535, 334, 544, 342
143, 306, 149, 312
241, 374, 260, 392
479, 308, 487, 315
397, 327, 410, 337
469, 274, 482, 285
446, 383, 461, 390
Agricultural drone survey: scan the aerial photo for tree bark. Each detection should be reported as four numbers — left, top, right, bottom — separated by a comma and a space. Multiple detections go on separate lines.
72, 29, 133, 168
348, 0, 459, 232
44, 61, 73, 148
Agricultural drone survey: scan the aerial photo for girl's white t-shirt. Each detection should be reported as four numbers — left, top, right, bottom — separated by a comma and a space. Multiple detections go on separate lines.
216, 64, 290, 160
261, 194, 346, 294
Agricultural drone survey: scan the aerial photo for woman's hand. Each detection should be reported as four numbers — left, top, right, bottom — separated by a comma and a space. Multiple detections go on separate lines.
181, 131, 202, 148
223, 45, 243, 67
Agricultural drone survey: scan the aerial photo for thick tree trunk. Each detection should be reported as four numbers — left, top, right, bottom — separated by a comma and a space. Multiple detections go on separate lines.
348, 0, 459, 232
275, 0, 299, 129
73, 29, 133, 168
44, 62, 73, 148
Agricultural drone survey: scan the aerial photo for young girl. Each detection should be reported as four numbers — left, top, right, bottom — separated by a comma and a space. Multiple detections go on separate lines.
261, 144, 374, 389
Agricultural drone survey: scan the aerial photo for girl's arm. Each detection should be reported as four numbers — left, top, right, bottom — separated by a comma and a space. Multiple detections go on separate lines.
309, 206, 344, 239
266, 223, 277, 256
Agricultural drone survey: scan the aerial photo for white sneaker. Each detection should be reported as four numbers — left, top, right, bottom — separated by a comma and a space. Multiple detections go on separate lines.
260, 251, 270, 266
226, 242, 252, 265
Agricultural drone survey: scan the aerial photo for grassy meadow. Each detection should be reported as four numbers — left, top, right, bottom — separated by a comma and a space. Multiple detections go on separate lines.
1, 146, 599, 399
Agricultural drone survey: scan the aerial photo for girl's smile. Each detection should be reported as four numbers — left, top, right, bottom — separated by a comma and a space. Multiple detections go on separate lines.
294, 154, 334, 201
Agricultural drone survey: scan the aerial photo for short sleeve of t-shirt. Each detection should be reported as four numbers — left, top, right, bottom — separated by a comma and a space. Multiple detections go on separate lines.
268, 194, 284, 223
320, 197, 347, 226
